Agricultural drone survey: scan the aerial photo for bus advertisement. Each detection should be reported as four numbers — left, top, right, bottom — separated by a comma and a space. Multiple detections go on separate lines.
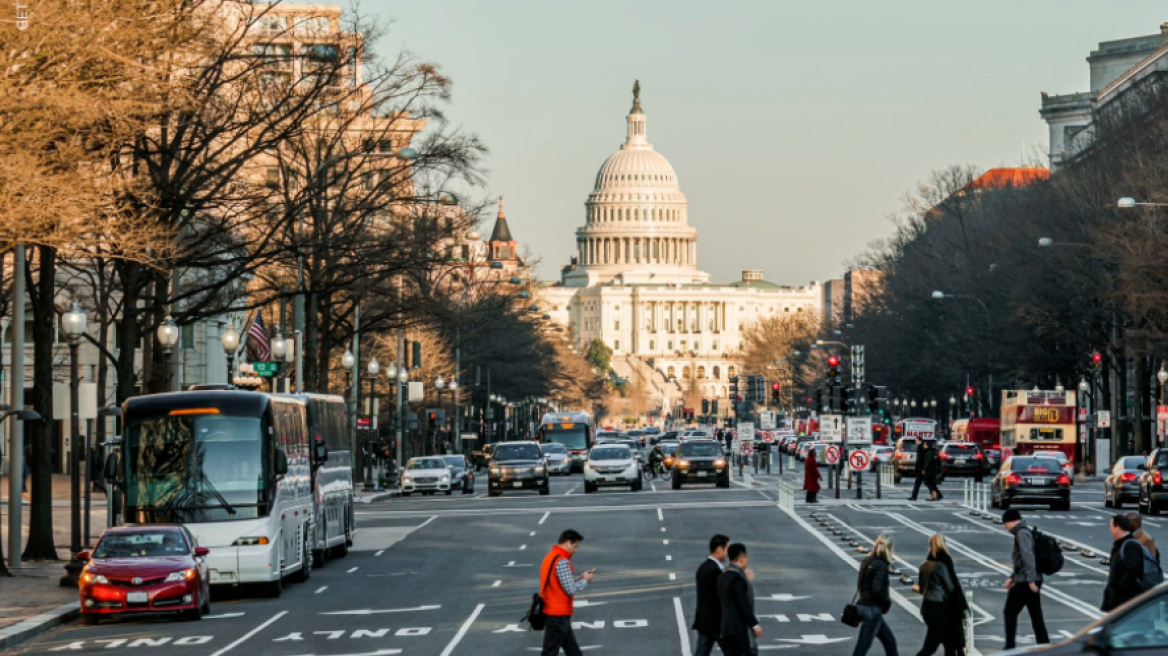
1000, 389, 1077, 468
895, 418, 938, 441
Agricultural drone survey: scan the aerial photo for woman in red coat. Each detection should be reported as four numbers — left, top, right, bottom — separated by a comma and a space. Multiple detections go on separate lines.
804, 452, 822, 503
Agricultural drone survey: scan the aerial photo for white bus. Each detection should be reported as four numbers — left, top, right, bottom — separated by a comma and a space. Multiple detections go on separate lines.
297, 393, 355, 564
116, 389, 340, 596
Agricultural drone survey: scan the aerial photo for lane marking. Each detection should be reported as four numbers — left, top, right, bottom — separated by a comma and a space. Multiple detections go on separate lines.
205, 613, 246, 619
321, 605, 442, 616
418, 516, 438, 528
657, 508, 664, 521
651, 480, 658, 492
438, 603, 485, 656
209, 610, 287, 656
492, 580, 502, 587
539, 512, 550, 525
347, 567, 358, 573
672, 597, 692, 656
661, 527, 667, 532
287, 650, 401, 656
665, 555, 672, 561
663, 539, 669, 545
315, 586, 328, 594
530, 531, 536, 536
519, 545, 527, 550
950, 513, 1110, 575
363, 499, 775, 518
374, 550, 385, 557
669, 573, 677, 581
564, 485, 579, 496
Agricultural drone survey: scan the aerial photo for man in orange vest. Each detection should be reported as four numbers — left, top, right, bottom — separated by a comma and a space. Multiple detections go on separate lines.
539, 529, 596, 656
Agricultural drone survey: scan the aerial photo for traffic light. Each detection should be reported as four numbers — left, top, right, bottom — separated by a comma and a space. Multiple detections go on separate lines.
771, 382, 781, 406
754, 376, 766, 402
867, 384, 879, 414
815, 388, 825, 413
1091, 352, 1103, 372
711, 399, 719, 415
827, 355, 840, 383
729, 376, 739, 401
839, 386, 851, 414
829, 386, 842, 412
427, 411, 438, 429
702, 399, 710, 414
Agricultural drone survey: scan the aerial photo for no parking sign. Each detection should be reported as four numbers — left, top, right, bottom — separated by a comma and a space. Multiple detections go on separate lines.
849, 450, 870, 471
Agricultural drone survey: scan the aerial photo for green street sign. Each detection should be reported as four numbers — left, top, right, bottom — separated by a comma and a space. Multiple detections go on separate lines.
253, 362, 279, 377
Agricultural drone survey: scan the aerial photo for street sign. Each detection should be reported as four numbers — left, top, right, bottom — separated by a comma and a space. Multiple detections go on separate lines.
762, 431, 775, 443
408, 382, 424, 402
849, 450, 870, 471
1078, 407, 1088, 421
846, 417, 872, 442
739, 440, 755, 456
253, 361, 279, 377
820, 415, 843, 441
357, 417, 371, 429
759, 410, 777, 430
737, 422, 755, 440
732, 439, 740, 454
1097, 410, 1111, 428
1159, 406, 1168, 443
825, 444, 841, 464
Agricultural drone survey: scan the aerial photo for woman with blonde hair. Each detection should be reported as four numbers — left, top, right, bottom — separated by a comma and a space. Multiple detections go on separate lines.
915, 534, 968, 656
852, 535, 898, 656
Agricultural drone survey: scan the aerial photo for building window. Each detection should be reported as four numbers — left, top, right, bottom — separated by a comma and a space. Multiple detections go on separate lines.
348, 47, 358, 87
712, 341, 718, 351
613, 340, 620, 351
649, 340, 655, 350
728, 366, 737, 378
667, 341, 673, 350
680, 340, 686, 351
785, 307, 790, 312
682, 366, 691, 379
697, 366, 706, 379
667, 366, 675, 378
737, 323, 743, 331
614, 320, 620, 331
713, 366, 721, 379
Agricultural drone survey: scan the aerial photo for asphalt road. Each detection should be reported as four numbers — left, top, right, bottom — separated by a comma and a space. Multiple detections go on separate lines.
9, 463, 1155, 656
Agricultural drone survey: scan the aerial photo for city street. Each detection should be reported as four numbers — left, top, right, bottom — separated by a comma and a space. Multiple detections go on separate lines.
9, 465, 1149, 656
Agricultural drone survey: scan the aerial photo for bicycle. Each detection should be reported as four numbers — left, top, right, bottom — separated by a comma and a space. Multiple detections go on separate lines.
642, 460, 672, 481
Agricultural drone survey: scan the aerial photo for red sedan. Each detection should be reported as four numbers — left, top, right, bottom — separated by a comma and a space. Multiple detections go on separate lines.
78, 525, 210, 624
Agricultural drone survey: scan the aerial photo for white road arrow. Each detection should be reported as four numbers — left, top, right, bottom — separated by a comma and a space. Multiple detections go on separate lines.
204, 612, 246, 619
759, 594, 811, 602
527, 647, 602, 651
775, 635, 851, 645
320, 605, 441, 615
573, 600, 608, 607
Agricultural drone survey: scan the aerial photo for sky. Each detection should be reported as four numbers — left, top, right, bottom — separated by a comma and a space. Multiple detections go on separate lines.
342, 0, 1166, 285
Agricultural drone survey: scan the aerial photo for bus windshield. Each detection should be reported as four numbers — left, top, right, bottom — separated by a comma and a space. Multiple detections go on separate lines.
125, 415, 269, 523
543, 425, 588, 450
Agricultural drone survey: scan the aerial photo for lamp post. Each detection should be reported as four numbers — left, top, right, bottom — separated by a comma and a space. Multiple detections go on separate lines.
221, 324, 240, 384
1158, 363, 1168, 405
271, 333, 288, 393
394, 365, 409, 465
435, 375, 446, 453
156, 315, 179, 391
448, 379, 460, 451
949, 395, 956, 423
365, 357, 379, 489
60, 302, 87, 586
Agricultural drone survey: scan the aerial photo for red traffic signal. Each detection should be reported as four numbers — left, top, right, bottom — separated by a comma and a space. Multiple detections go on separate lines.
827, 355, 840, 367
965, 386, 974, 396
772, 382, 781, 391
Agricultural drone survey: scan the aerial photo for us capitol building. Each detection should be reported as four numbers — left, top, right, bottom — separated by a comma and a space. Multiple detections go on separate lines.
542, 82, 822, 410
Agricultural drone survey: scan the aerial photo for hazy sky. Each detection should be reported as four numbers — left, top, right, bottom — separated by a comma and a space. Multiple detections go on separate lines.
347, 0, 1165, 285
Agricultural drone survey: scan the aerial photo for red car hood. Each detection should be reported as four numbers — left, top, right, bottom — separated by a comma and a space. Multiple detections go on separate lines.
87, 556, 192, 578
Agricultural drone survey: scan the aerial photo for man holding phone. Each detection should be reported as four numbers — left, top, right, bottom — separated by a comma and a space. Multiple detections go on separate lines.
539, 529, 597, 656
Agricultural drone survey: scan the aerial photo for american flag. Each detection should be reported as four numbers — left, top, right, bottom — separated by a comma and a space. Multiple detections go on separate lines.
248, 312, 271, 361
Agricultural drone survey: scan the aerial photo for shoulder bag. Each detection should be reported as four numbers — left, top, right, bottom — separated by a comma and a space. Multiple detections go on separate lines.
841, 592, 861, 627
523, 556, 560, 631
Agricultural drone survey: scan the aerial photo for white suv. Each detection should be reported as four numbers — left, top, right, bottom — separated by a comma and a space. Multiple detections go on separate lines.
584, 445, 642, 493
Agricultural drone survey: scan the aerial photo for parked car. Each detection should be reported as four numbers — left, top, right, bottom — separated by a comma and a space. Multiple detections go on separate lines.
487, 442, 550, 497
583, 444, 641, 493
441, 455, 476, 494
671, 440, 729, 489
1105, 455, 1147, 509
401, 457, 453, 496
991, 455, 1071, 511
1138, 447, 1168, 515
79, 525, 210, 624
541, 442, 572, 476
936, 442, 985, 482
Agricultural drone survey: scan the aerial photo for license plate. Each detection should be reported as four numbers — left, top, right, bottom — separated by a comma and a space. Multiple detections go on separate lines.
513, 481, 523, 488
697, 471, 707, 477
127, 592, 148, 604
956, 459, 966, 465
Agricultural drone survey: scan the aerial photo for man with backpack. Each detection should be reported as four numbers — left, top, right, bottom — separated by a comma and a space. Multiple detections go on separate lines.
1002, 509, 1050, 649
1103, 514, 1157, 611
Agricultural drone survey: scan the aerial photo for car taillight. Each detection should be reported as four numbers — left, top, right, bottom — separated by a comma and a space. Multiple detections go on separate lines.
938, 452, 949, 460
974, 453, 984, 460
1121, 473, 1138, 483
1156, 470, 1163, 485
1056, 474, 1071, 486
1006, 473, 1022, 485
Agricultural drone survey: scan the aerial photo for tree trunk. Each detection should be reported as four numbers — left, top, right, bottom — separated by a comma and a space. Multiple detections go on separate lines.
23, 245, 57, 561
114, 261, 142, 405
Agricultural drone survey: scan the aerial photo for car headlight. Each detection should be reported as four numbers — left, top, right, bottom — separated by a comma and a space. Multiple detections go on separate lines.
440, 475, 450, 482
587, 463, 599, 471
534, 466, 546, 474
715, 459, 725, 467
402, 476, 412, 483
165, 568, 196, 582
80, 572, 108, 584
489, 469, 500, 476
232, 536, 270, 546
679, 460, 690, 467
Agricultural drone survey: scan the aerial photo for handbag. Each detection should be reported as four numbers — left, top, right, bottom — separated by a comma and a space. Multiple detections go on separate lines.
523, 557, 559, 631
841, 592, 861, 628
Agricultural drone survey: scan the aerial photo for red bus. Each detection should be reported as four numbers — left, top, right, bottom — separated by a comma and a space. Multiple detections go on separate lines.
1000, 389, 1076, 470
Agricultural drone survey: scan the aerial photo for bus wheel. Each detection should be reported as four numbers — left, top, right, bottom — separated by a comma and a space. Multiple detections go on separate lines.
294, 528, 312, 582
266, 574, 283, 598
330, 516, 350, 558
313, 520, 329, 568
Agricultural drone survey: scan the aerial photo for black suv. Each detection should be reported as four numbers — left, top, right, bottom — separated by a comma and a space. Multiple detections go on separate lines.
488, 442, 550, 497
1138, 448, 1168, 515
937, 442, 985, 482
671, 440, 729, 489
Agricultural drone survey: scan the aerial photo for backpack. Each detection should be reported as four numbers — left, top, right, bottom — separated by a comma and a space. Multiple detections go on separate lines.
1028, 527, 1064, 575
1124, 538, 1163, 591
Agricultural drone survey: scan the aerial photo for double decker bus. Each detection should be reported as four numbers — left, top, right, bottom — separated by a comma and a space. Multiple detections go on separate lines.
950, 418, 1001, 450
1000, 389, 1077, 466
115, 389, 351, 596
538, 411, 595, 472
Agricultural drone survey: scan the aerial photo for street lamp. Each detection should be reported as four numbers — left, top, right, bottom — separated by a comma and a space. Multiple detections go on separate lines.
156, 315, 180, 390
342, 349, 356, 370
221, 324, 239, 384
271, 333, 288, 392
60, 301, 87, 586
1159, 363, 1168, 404
448, 379, 459, 446
1118, 197, 1168, 209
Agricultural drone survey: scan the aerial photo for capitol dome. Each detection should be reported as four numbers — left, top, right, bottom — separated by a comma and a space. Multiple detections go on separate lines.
564, 81, 707, 288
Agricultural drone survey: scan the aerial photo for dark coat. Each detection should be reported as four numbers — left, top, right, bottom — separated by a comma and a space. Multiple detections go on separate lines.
920, 446, 940, 480
919, 554, 969, 652
717, 565, 758, 638
803, 455, 822, 492
913, 443, 926, 475
1103, 535, 1146, 611
691, 558, 723, 635
857, 555, 892, 613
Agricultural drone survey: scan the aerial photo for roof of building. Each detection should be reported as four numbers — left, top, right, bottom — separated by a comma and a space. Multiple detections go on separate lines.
726, 279, 784, 290
965, 167, 1050, 191
593, 82, 681, 192
489, 195, 513, 243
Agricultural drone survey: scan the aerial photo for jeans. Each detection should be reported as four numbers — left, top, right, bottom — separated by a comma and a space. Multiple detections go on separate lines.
852, 604, 898, 656
694, 632, 721, 656
541, 615, 582, 656
1004, 582, 1048, 649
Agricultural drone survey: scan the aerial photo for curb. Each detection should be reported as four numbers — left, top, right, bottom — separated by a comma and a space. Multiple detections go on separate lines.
0, 602, 80, 651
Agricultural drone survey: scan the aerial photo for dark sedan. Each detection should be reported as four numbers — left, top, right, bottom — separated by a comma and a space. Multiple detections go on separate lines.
671, 440, 729, 489
79, 525, 210, 624
983, 448, 1002, 472
991, 455, 1071, 511
1105, 455, 1146, 509
1138, 448, 1168, 515
441, 455, 476, 494
937, 442, 985, 482
487, 442, 550, 497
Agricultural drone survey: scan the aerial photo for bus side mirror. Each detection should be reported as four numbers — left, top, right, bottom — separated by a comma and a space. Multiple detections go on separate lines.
103, 453, 120, 481
314, 438, 328, 463
274, 447, 289, 477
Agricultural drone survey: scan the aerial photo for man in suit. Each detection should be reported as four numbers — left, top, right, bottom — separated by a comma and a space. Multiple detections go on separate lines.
691, 534, 731, 656
718, 543, 761, 656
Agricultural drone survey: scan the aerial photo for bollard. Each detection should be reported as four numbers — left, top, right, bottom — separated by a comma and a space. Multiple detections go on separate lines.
876, 464, 882, 499
965, 591, 974, 654
856, 471, 863, 500
754, 452, 759, 475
